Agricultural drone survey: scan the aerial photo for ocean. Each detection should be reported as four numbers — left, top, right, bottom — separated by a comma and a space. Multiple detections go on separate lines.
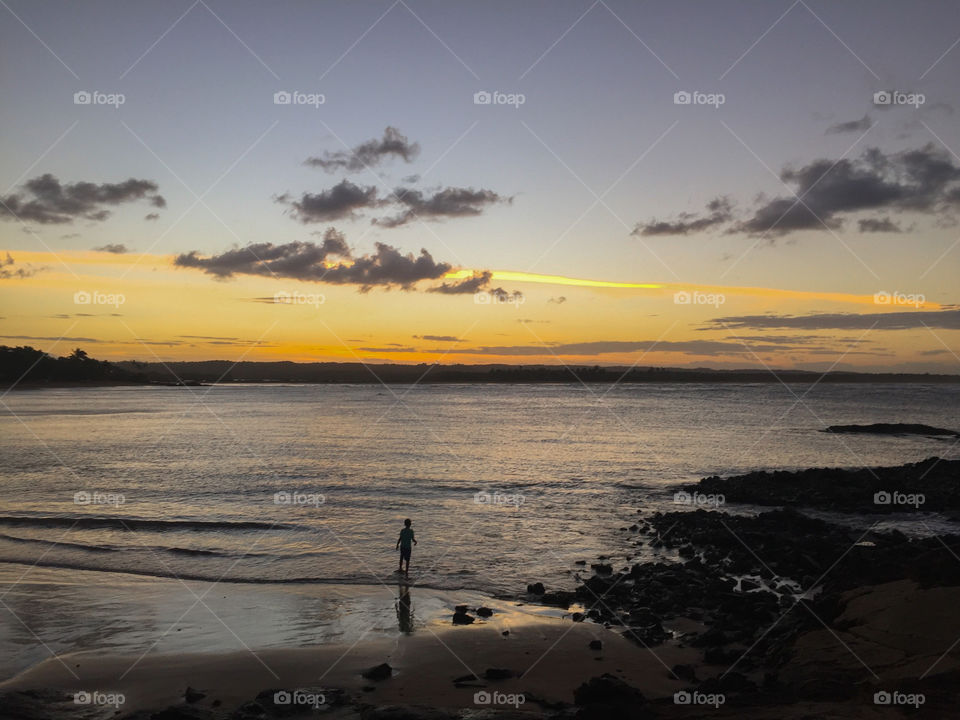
1, 382, 958, 677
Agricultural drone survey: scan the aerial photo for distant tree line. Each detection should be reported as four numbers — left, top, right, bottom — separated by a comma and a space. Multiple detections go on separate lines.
0, 345, 146, 385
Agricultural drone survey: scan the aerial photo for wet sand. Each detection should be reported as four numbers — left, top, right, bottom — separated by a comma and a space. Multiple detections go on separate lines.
1, 585, 700, 717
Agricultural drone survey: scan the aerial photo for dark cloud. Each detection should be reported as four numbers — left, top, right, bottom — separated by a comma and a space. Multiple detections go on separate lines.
278, 180, 381, 223
357, 346, 417, 353
413, 335, 459, 341
427, 270, 492, 295
705, 309, 960, 331
0, 174, 165, 224
548, 296, 567, 304
93, 243, 129, 254
376, 187, 507, 228
176, 228, 350, 279
175, 229, 485, 293
634, 145, 960, 238
145, 213, 160, 221
826, 114, 872, 135
724, 334, 835, 344
319, 243, 455, 291
457, 339, 803, 357
1, 334, 102, 343
305, 127, 420, 173
179, 335, 239, 340
735, 144, 960, 235
0, 253, 44, 279
489, 288, 524, 303
632, 197, 733, 236
858, 217, 902, 233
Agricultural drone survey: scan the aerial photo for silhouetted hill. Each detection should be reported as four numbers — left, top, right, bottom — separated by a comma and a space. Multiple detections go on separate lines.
113, 359, 960, 384
0, 346, 147, 386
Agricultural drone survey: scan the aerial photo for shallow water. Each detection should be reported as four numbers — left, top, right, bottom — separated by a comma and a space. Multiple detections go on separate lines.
1, 382, 957, 597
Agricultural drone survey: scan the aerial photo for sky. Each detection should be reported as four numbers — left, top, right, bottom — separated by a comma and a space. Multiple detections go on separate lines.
1, 0, 959, 372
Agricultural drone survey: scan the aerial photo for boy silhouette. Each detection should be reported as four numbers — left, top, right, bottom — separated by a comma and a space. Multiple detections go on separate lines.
396, 518, 417, 574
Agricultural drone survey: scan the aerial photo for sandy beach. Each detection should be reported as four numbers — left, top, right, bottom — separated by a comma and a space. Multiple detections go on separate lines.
1, 579, 700, 718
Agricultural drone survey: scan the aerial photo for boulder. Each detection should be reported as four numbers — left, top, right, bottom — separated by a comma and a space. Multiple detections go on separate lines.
362, 663, 393, 681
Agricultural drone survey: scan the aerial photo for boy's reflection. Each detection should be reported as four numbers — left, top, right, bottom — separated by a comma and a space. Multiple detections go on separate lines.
396, 582, 413, 633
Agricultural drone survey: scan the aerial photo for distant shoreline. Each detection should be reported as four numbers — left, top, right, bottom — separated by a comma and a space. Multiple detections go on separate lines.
5, 367, 960, 390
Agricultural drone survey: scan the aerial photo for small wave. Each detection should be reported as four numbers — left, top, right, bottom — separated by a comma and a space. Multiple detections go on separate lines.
0, 532, 113, 553
0, 515, 297, 532
0, 532, 339, 561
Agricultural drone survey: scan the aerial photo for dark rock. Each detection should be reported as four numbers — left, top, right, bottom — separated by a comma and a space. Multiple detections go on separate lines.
589, 639, 603, 650
591, 563, 613, 574
571, 612, 585, 622
622, 622, 667, 646
825, 423, 959, 437
451, 673, 483, 688
475, 606, 493, 618
184, 687, 205, 704
230, 700, 265, 719
573, 674, 650, 719
526, 582, 545, 594
362, 662, 393, 681
690, 457, 960, 514
539, 590, 576, 607
452, 607, 475, 624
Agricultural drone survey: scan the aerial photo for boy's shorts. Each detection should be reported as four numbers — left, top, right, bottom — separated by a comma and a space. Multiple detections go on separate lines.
400, 546, 411, 561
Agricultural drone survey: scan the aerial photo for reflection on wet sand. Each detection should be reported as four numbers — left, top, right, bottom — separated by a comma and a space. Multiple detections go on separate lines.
396, 581, 413, 634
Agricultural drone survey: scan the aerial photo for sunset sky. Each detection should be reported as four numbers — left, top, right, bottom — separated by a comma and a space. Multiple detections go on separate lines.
2, 0, 959, 371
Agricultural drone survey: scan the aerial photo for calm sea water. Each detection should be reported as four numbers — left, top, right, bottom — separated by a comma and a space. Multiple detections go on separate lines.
2, 383, 958, 598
